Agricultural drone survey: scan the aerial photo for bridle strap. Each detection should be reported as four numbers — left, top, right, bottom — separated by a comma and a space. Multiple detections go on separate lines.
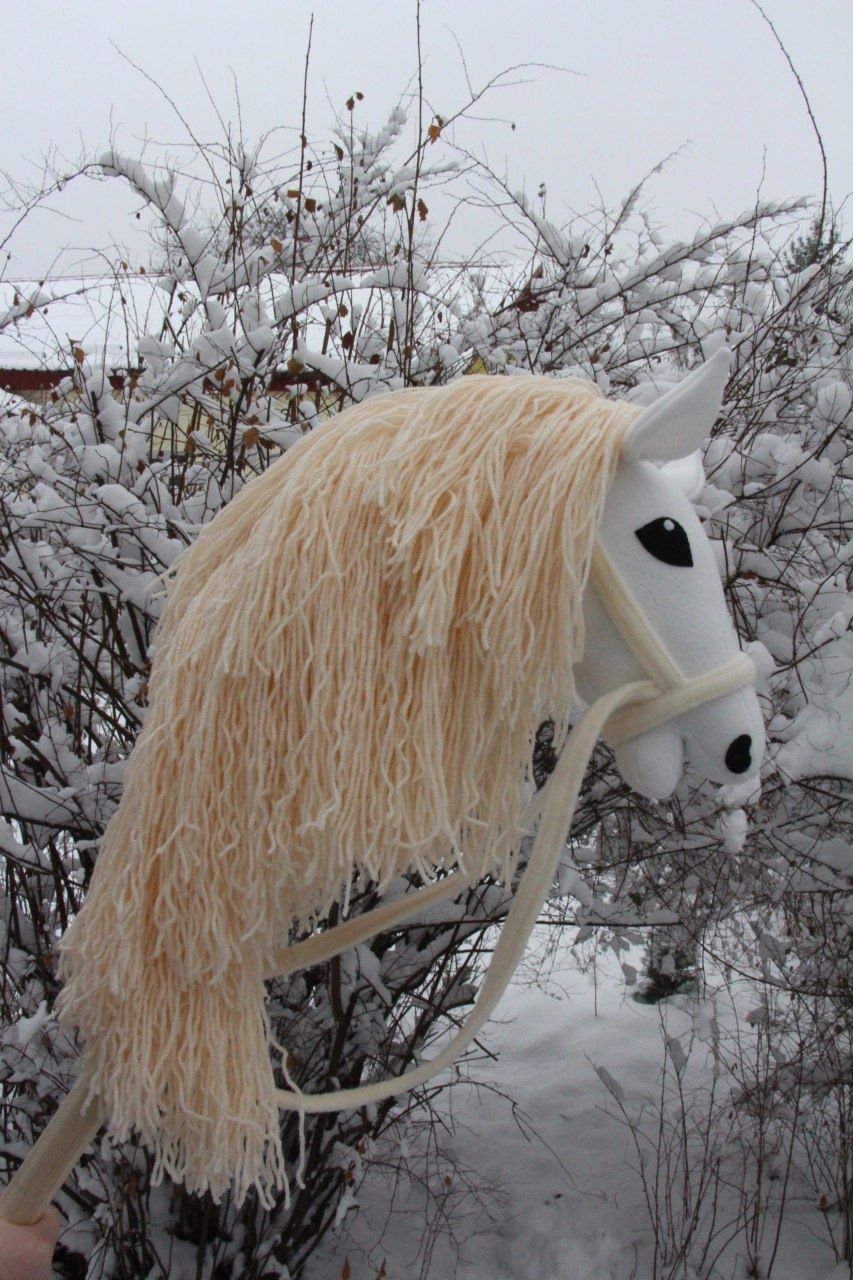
588, 541, 756, 745
266, 768, 556, 979
589, 543, 686, 691
273, 679, 652, 1114
270, 540, 757, 1115
603, 652, 755, 746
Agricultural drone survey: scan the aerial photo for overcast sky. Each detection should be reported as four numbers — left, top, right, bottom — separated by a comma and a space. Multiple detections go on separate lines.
1, 0, 850, 278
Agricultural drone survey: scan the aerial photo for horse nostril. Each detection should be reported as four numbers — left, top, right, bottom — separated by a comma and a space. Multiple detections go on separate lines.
725, 734, 752, 774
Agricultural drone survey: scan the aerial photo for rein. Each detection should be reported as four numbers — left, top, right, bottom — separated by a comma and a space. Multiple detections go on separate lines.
0, 543, 758, 1226
270, 540, 756, 1114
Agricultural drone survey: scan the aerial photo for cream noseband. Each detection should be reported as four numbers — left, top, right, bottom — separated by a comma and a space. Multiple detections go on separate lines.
270, 539, 756, 1114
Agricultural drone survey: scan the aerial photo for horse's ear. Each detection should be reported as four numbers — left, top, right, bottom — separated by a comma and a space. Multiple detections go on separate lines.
622, 348, 731, 463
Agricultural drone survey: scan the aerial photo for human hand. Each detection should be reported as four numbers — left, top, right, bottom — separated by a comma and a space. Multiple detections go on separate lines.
0, 1207, 61, 1280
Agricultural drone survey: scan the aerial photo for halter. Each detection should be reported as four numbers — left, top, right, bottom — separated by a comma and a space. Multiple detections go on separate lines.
0, 530, 757, 1228
269, 538, 756, 1115
0, 356, 763, 1223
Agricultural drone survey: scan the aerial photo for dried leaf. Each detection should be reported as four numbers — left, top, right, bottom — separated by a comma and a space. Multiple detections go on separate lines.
271, 238, 283, 254
341, 1261, 351, 1280
427, 123, 441, 144
73, 348, 85, 364
304, 197, 317, 214
417, 198, 428, 222
243, 427, 260, 447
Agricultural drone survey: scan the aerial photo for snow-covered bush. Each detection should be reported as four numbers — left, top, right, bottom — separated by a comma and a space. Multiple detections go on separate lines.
1, 78, 849, 1277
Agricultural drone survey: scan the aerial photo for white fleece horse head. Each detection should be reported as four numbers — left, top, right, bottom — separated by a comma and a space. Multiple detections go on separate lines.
576, 350, 765, 800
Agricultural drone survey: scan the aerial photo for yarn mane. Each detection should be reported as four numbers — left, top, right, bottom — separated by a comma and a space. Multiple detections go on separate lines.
56, 373, 634, 1205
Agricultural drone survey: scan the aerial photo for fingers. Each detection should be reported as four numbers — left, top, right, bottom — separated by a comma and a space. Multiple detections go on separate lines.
29, 1206, 62, 1248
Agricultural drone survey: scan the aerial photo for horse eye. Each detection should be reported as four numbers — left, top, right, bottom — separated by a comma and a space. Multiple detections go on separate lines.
635, 517, 693, 567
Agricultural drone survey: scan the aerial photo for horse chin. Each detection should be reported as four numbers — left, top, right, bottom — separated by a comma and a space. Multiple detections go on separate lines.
614, 728, 685, 800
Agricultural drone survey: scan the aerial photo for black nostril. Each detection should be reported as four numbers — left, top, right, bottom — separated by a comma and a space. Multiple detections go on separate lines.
725, 734, 752, 774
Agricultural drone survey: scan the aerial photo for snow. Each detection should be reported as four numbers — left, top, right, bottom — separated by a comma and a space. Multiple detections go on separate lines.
13, 1000, 50, 1047
308, 944, 839, 1280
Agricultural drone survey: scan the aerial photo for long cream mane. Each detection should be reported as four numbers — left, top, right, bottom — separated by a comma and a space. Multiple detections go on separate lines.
57, 373, 634, 1204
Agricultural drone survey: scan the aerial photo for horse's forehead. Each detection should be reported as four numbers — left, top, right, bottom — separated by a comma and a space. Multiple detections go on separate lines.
603, 459, 696, 526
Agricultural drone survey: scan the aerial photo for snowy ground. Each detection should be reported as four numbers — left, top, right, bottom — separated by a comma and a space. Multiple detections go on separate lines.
308, 939, 840, 1280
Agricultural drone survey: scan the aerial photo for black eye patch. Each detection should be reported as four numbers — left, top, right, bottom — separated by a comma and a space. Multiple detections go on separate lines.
635, 517, 693, 567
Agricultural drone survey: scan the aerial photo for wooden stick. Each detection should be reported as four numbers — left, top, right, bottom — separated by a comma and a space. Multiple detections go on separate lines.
0, 1077, 106, 1226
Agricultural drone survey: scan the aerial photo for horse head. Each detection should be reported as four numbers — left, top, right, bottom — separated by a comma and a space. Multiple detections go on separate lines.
576, 349, 765, 799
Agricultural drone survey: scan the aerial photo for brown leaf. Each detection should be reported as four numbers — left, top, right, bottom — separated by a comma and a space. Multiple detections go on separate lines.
417, 198, 428, 222
286, 189, 301, 199
388, 193, 405, 213
304, 197, 317, 214
341, 1262, 352, 1280
213, 368, 226, 382
334, 144, 344, 161
243, 427, 260, 447
427, 123, 441, 144
73, 348, 85, 364
271, 238, 283, 254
